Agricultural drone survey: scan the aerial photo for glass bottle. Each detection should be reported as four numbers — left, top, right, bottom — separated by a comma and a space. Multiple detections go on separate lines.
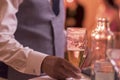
91, 17, 104, 63
90, 17, 115, 80
91, 17, 114, 63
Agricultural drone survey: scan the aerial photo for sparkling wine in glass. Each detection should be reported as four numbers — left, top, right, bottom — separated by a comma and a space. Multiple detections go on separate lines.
65, 28, 87, 68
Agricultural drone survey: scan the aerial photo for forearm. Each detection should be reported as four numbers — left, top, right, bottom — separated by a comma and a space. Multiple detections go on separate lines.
0, 0, 47, 76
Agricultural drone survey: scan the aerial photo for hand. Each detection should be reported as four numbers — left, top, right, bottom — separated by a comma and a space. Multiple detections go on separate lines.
41, 56, 81, 80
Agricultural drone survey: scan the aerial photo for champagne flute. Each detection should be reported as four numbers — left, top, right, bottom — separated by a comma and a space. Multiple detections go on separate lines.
106, 32, 120, 79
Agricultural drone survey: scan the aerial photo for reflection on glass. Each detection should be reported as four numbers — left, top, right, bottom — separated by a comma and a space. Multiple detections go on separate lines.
106, 32, 120, 79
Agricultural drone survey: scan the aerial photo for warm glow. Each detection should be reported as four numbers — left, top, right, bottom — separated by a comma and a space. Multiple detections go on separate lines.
74, 51, 79, 58
66, 0, 74, 3
108, 35, 112, 40
95, 34, 100, 39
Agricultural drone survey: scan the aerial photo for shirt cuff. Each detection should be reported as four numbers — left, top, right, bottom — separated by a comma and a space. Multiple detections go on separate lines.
25, 51, 48, 76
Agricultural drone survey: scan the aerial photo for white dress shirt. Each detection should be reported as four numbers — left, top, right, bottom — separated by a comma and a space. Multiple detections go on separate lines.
0, 0, 49, 76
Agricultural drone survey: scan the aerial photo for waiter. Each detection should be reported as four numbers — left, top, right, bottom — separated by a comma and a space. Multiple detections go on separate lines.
0, 0, 81, 80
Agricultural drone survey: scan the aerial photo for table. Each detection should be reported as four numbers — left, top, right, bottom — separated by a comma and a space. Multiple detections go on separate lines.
29, 74, 91, 80
29, 76, 54, 80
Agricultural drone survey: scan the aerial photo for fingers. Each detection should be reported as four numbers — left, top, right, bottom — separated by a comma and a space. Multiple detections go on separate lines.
53, 58, 81, 79
41, 56, 81, 79
64, 60, 81, 73
61, 60, 81, 79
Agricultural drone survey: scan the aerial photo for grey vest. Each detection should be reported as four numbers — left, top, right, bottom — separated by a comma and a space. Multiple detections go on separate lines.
8, 0, 66, 80
15, 0, 66, 57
